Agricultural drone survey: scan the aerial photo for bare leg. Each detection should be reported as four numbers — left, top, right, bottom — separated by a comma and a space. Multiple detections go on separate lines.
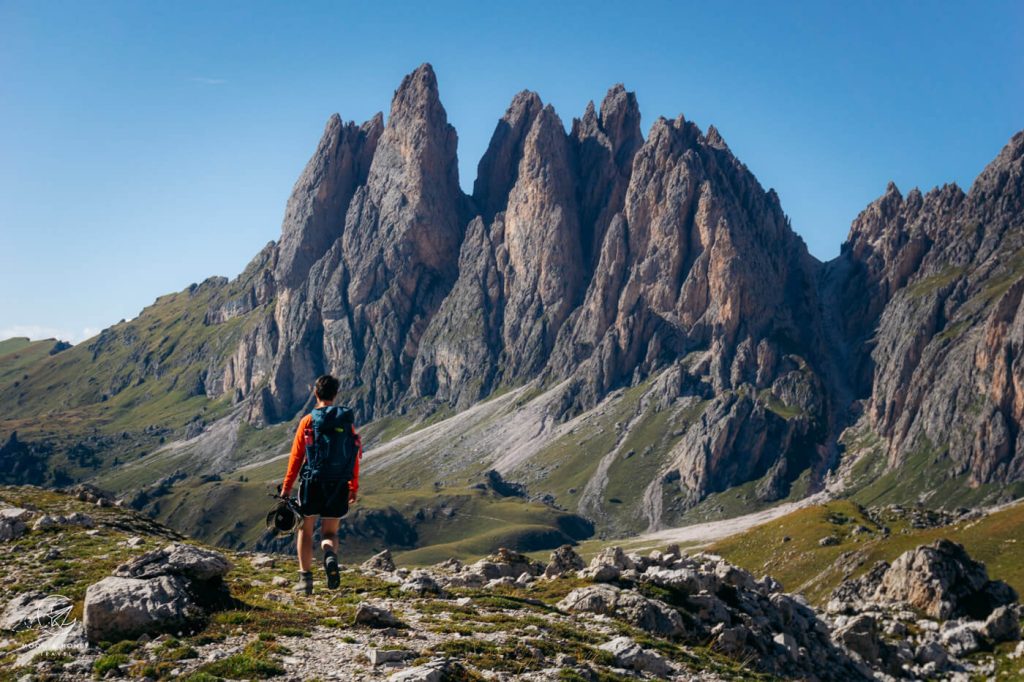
297, 515, 316, 572
320, 517, 340, 555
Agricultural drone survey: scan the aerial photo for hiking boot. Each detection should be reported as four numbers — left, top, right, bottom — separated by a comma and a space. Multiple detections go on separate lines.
324, 550, 340, 590
293, 571, 313, 596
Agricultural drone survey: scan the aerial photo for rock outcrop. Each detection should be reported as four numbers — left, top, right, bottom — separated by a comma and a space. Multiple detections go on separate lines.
828, 540, 1023, 678
83, 542, 232, 642
828, 539, 1017, 620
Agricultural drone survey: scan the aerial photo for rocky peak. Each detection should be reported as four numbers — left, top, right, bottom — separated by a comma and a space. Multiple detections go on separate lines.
597, 83, 643, 166
572, 84, 643, 270
500, 103, 584, 378
473, 90, 544, 221
273, 112, 383, 288
331, 63, 465, 416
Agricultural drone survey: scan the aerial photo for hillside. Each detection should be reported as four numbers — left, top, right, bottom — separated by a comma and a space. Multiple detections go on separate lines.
1, 64, 1023, 563
4, 486, 1024, 680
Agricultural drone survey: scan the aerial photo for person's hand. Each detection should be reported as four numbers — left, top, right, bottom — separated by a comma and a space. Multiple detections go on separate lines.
280, 485, 292, 499
348, 489, 357, 504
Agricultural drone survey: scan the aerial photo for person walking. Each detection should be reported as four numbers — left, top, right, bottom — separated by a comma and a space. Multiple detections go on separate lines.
278, 374, 362, 595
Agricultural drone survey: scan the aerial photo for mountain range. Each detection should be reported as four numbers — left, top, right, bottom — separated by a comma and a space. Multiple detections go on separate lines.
2, 63, 1022, 559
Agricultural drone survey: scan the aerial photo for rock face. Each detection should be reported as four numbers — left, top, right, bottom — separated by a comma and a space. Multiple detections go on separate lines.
825, 131, 1024, 494
201, 67, 834, 520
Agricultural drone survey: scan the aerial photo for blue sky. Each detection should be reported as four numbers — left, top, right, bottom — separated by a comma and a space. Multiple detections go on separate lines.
1, 1, 1021, 343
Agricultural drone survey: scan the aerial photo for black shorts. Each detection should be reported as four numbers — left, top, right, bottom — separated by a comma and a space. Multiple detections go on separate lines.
298, 477, 350, 518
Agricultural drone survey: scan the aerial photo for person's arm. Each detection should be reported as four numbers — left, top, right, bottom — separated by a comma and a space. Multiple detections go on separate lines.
348, 430, 362, 503
281, 415, 310, 497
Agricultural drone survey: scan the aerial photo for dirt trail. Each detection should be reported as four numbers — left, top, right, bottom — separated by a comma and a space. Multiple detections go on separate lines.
628, 491, 831, 551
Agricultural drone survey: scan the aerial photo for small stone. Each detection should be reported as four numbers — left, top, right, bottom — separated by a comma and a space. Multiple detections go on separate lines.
598, 635, 674, 676
250, 554, 275, 569
387, 659, 448, 681
370, 648, 414, 665
363, 549, 397, 572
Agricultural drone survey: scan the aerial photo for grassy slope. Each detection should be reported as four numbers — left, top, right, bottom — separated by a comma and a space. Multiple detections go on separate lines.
709, 499, 1024, 606
0, 259, 273, 484
835, 422, 1024, 511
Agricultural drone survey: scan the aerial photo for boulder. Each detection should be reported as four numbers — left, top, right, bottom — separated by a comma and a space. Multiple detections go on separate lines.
983, 605, 1021, 643
915, 640, 948, 668
558, 584, 687, 638
370, 648, 416, 665
833, 614, 881, 664
0, 508, 29, 541
773, 632, 798, 659
32, 514, 58, 531
355, 603, 404, 628
939, 621, 986, 657
250, 554, 276, 569
33, 512, 94, 531
643, 565, 721, 594
589, 546, 634, 572
387, 659, 449, 682
363, 549, 397, 572
544, 544, 584, 578
400, 570, 443, 596
586, 564, 620, 583
0, 592, 73, 631
83, 575, 200, 643
876, 540, 1016, 619
467, 547, 542, 581
598, 636, 674, 676
115, 542, 232, 581
712, 623, 754, 657
830, 540, 1017, 621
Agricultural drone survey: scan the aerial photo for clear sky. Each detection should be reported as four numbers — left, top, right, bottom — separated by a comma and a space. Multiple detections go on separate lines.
1, 1, 1021, 343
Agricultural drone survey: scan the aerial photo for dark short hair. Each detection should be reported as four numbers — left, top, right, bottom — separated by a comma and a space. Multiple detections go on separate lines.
314, 374, 340, 402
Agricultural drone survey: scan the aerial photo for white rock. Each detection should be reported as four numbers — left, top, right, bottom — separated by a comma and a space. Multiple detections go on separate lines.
115, 542, 232, 581
250, 554, 276, 569
598, 636, 673, 676
388, 659, 447, 681
83, 575, 199, 643
1, 593, 73, 630
14, 622, 89, 666
0, 508, 29, 542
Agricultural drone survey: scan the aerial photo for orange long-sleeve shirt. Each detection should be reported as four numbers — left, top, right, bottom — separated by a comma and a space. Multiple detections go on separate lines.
281, 413, 362, 496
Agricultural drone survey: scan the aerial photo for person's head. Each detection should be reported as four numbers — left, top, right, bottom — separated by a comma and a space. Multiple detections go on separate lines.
314, 374, 340, 404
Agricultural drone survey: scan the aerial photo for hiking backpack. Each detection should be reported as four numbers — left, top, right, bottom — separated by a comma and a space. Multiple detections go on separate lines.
301, 406, 360, 484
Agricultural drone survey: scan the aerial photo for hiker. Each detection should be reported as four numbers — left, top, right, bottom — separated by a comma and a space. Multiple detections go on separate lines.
278, 374, 362, 595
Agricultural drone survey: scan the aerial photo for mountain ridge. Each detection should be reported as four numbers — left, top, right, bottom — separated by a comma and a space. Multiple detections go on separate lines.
2, 64, 1022, 559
